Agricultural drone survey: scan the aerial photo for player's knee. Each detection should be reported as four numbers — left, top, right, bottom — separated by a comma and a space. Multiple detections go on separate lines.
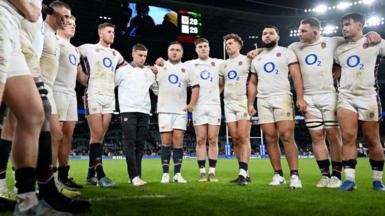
341, 131, 356, 143
196, 136, 206, 146
238, 136, 249, 145
363, 134, 380, 147
231, 135, 240, 145
18, 106, 44, 130
279, 132, 293, 143
208, 136, 217, 146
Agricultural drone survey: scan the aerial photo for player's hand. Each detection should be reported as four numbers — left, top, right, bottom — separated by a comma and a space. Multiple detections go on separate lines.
246, 48, 263, 59
183, 104, 194, 112
155, 57, 165, 67
150, 65, 158, 75
248, 105, 257, 116
24, 2, 41, 22
366, 31, 382, 45
247, 49, 258, 59
296, 98, 307, 114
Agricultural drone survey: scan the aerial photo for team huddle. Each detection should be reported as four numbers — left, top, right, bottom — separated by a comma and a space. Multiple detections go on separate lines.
0, 0, 385, 215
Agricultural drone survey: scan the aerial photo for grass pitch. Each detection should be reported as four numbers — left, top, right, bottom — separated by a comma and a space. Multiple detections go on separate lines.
4, 158, 385, 215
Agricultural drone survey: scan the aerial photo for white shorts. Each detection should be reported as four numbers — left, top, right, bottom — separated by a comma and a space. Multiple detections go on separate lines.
257, 94, 294, 124
46, 85, 57, 115
84, 93, 115, 115
158, 113, 187, 132
192, 104, 221, 126
224, 100, 250, 123
304, 93, 338, 129
53, 91, 78, 121
337, 93, 381, 122
0, 8, 29, 82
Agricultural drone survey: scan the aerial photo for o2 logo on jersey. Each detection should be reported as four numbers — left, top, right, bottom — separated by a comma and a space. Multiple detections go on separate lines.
200, 70, 213, 82
227, 70, 239, 80
68, 54, 77, 66
102, 57, 113, 71
263, 62, 278, 74
168, 74, 182, 87
305, 54, 321, 66
346, 55, 363, 70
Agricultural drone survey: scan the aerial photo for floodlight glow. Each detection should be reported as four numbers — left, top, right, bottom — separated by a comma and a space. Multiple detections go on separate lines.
362, 0, 375, 5
323, 25, 336, 34
337, 1, 352, 10
366, 16, 381, 26
314, 4, 328, 13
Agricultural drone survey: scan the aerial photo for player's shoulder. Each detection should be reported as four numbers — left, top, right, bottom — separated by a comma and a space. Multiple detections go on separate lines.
288, 42, 300, 50
78, 43, 94, 49
184, 59, 196, 67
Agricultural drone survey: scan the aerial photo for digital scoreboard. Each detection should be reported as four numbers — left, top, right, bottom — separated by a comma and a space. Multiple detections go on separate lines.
178, 10, 203, 36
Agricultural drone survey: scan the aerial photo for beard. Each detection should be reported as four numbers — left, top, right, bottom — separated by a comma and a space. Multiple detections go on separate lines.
262, 40, 277, 48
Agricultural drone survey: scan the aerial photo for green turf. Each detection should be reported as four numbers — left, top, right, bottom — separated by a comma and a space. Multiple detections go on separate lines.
4, 158, 385, 215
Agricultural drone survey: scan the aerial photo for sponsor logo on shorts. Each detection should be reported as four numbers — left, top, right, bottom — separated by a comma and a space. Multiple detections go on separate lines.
287, 112, 291, 117
369, 112, 375, 119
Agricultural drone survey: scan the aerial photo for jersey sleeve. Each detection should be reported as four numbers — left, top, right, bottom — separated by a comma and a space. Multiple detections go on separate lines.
116, 51, 125, 67
187, 65, 199, 87
250, 59, 257, 74
287, 48, 298, 65
218, 62, 225, 78
77, 44, 88, 57
332, 37, 346, 46
379, 39, 385, 57
114, 66, 125, 87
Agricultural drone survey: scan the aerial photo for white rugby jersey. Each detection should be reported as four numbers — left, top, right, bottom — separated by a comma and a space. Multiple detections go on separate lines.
20, 0, 44, 59
53, 35, 79, 95
185, 58, 223, 106
250, 46, 297, 98
335, 38, 385, 96
0, 0, 23, 21
156, 61, 198, 114
115, 63, 158, 114
219, 54, 251, 104
40, 22, 60, 88
78, 43, 124, 97
289, 37, 345, 95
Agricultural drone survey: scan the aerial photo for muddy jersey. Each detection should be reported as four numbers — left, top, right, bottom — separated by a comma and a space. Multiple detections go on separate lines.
335, 38, 385, 96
